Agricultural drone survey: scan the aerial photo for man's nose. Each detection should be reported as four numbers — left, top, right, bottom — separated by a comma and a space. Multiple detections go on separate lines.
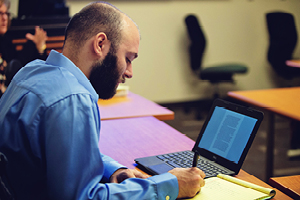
125, 65, 133, 79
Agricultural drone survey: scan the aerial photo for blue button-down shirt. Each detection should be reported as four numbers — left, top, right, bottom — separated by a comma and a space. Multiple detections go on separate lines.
0, 50, 178, 200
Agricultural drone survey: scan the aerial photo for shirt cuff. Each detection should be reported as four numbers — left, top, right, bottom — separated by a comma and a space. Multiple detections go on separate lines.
148, 173, 179, 200
102, 160, 127, 183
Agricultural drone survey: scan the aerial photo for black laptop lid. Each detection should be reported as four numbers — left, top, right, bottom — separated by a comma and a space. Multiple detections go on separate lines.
192, 99, 264, 174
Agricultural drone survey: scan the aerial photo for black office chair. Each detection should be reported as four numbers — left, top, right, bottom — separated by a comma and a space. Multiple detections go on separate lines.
0, 153, 14, 200
184, 14, 248, 98
5, 59, 22, 88
266, 12, 300, 80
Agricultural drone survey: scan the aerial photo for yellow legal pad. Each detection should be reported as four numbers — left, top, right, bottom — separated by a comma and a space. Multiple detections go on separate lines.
183, 174, 276, 200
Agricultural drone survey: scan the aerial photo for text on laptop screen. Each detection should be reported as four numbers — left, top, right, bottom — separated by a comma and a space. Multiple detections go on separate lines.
198, 106, 258, 164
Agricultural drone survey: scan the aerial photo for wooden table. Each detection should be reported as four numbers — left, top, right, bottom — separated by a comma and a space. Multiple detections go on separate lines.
286, 60, 300, 68
228, 87, 300, 181
269, 175, 300, 199
97, 92, 174, 121
98, 116, 291, 199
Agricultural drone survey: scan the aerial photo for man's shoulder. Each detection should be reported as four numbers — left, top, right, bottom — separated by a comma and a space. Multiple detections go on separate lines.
14, 61, 92, 106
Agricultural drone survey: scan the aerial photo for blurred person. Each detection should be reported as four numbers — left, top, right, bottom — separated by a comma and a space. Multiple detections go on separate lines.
0, 0, 48, 96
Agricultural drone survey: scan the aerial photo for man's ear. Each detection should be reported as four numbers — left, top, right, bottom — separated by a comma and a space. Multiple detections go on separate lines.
93, 32, 110, 57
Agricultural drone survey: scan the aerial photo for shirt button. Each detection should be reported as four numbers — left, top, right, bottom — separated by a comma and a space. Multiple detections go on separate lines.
166, 195, 170, 200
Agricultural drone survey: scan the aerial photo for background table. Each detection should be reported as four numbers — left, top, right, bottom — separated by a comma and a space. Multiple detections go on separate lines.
98, 116, 291, 199
269, 175, 300, 199
228, 87, 300, 180
98, 92, 174, 121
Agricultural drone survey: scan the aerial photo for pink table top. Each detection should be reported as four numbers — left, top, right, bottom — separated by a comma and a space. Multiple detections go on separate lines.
98, 92, 174, 121
98, 116, 194, 168
286, 60, 300, 68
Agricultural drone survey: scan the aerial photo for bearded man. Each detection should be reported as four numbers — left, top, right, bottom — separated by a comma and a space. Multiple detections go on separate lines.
0, 2, 205, 200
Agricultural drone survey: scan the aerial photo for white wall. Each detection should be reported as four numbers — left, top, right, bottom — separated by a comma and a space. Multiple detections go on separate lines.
11, 0, 300, 103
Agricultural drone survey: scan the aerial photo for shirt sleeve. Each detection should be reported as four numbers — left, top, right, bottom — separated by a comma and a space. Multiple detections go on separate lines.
43, 94, 179, 200
99, 153, 127, 183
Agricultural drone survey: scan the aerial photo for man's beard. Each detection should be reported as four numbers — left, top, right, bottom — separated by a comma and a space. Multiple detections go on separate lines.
89, 50, 121, 100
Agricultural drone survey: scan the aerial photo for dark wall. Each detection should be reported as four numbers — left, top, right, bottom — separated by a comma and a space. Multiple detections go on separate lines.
18, 0, 69, 19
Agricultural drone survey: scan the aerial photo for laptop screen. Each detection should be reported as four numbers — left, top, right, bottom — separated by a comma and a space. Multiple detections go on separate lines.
198, 106, 258, 164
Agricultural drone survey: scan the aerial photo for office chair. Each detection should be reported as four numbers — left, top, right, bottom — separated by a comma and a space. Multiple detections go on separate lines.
0, 153, 14, 200
266, 12, 300, 79
5, 59, 22, 88
184, 14, 248, 98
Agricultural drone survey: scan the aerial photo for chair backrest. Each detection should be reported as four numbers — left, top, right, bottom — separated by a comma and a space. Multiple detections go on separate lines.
266, 12, 298, 79
185, 14, 206, 72
0, 153, 14, 200
4, 59, 22, 87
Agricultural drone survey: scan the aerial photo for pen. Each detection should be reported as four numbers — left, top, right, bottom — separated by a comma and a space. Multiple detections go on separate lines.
192, 152, 200, 167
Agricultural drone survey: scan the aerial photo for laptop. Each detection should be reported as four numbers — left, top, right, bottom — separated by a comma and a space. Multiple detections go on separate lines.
135, 98, 264, 178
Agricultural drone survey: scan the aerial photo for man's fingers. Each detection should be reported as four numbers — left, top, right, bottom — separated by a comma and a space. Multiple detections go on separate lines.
110, 169, 150, 184
132, 169, 150, 179
110, 176, 118, 183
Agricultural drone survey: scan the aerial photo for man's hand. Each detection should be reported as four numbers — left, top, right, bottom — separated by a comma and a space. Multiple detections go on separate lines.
110, 168, 150, 183
26, 26, 48, 53
168, 167, 205, 199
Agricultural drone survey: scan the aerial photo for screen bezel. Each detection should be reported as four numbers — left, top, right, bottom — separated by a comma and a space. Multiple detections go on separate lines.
192, 98, 264, 174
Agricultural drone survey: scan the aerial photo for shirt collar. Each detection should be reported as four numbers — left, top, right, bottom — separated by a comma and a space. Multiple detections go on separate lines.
45, 50, 99, 102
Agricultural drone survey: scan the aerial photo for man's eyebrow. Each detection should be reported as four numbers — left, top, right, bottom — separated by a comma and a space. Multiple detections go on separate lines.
127, 52, 138, 61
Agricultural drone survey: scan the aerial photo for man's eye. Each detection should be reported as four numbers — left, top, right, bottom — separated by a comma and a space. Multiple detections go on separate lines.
126, 58, 131, 64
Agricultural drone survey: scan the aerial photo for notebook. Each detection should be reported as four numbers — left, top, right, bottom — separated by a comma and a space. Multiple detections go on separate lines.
135, 98, 264, 177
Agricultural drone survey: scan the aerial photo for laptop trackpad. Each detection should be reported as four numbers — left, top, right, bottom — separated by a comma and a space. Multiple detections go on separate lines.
148, 163, 173, 174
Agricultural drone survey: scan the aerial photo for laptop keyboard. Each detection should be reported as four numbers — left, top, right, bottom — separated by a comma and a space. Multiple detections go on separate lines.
156, 150, 232, 178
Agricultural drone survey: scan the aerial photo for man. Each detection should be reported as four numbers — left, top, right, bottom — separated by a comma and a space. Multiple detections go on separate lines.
0, 2, 205, 199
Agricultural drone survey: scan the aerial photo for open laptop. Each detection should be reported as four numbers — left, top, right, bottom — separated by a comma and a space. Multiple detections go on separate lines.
135, 98, 264, 178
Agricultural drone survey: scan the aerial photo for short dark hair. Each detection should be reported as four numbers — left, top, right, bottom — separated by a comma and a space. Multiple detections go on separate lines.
64, 2, 123, 52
